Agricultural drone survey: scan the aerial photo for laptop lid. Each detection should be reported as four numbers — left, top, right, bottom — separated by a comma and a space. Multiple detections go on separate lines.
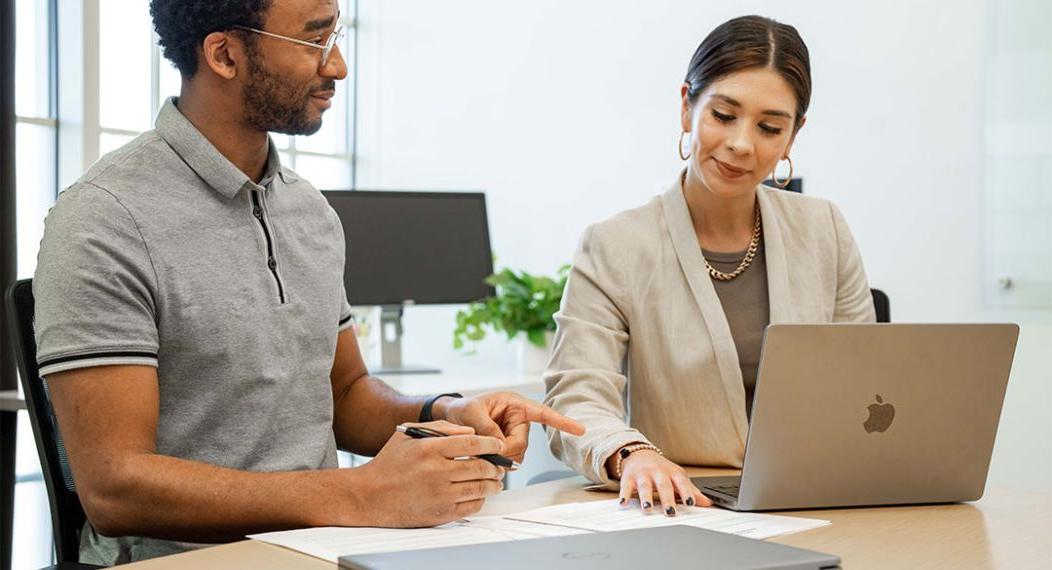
725, 323, 1018, 511
338, 525, 840, 570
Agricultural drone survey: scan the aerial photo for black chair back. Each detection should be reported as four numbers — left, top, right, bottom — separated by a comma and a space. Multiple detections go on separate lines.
4, 279, 86, 563
871, 288, 891, 323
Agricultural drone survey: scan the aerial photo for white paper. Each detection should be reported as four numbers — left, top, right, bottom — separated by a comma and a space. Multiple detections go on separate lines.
248, 500, 829, 562
247, 515, 585, 563
505, 499, 830, 540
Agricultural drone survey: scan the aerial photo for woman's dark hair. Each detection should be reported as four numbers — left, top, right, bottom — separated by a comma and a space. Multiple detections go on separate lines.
684, 15, 811, 129
150, 0, 272, 78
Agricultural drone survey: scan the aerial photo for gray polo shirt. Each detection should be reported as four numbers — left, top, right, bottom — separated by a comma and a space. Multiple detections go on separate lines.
34, 98, 354, 565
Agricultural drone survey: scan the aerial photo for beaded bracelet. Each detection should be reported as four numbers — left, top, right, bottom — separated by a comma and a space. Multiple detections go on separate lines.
613, 443, 663, 479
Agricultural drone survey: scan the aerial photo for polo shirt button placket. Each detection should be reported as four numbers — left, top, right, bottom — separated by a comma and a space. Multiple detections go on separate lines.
250, 190, 287, 304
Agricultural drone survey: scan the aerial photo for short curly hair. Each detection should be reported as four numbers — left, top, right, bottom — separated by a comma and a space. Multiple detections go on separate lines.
150, 0, 273, 78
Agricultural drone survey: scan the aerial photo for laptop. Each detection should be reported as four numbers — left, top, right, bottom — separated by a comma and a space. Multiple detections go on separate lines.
695, 323, 1018, 511
338, 525, 840, 569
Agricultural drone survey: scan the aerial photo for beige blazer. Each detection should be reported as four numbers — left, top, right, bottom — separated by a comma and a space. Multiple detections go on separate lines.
544, 174, 876, 486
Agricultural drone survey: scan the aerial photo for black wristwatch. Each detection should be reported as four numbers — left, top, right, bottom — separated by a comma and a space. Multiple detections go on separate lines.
419, 392, 463, 422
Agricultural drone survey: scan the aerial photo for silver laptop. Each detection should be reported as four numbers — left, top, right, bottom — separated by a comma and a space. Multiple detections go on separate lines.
338, 525, 840, 569
695, 323, 1018, 511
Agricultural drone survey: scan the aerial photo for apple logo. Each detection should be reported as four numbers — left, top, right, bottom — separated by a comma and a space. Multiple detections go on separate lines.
863, 394, 895, 433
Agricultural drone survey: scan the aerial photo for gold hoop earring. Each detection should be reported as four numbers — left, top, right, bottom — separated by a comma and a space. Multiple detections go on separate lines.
678, 131, 691, 161
771, 156, 793, 188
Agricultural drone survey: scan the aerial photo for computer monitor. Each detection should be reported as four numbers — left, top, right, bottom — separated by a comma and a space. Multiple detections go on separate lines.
761, 177, 803, 193
322, 190, 495, 374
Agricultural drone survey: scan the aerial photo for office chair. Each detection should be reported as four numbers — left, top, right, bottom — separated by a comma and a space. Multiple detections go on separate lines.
871, 288, 890, 323
5, 280, 101, 569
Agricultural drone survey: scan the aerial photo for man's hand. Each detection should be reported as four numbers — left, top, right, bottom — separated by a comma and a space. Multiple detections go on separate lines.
438, 392, 585, 462
350, 421, 506, 527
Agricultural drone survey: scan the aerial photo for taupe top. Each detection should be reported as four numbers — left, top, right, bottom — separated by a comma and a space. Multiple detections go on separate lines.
544, 174, 876, 486
702, 238, 769, 420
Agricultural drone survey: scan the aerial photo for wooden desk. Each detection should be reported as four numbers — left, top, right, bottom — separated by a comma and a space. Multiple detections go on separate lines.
0, 389, 25, 412
125, 467, 1052, 569
376, 368, 543, 398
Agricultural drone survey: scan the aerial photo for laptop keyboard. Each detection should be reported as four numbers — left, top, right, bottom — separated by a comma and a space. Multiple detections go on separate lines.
703, 484, 740, 498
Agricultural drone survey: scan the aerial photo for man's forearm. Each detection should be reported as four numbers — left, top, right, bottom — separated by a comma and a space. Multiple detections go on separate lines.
82, 453, 368, 542
332, 374, 427, 455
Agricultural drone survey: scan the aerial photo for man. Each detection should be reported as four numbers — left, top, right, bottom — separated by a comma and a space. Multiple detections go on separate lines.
33, 0, 583, 564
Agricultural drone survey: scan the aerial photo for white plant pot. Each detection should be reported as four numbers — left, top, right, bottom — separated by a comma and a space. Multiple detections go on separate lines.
517, 332, 554, 374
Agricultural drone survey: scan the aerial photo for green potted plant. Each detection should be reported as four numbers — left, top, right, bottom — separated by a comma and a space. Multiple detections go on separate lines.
453, 265, 570, 372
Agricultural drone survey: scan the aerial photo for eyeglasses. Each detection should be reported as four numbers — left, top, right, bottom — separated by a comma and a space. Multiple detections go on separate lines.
234, 17, 346, 69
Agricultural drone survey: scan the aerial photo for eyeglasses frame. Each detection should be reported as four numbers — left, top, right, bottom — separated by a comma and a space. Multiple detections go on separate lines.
233, 15, 345, 69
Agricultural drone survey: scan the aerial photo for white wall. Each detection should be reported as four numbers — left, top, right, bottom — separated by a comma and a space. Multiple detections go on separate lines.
353, 0, 1052, 493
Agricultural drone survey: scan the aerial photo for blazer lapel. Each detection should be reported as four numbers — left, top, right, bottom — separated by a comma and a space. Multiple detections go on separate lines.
660, 177, 749, 447
757, 187, 794, 324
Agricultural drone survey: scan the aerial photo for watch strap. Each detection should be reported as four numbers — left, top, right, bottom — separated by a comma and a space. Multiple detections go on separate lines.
419, 392, 463, 423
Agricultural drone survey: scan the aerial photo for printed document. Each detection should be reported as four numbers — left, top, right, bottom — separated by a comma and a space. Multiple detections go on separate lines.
248, 515, 585, 563
506, 499, 830, 539
249, 500, 829, 563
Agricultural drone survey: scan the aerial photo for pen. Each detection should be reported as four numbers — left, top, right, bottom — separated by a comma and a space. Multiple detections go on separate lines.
396, 424, 521, 470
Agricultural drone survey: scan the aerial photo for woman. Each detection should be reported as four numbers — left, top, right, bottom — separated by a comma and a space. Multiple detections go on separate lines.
544, 15, 875, 517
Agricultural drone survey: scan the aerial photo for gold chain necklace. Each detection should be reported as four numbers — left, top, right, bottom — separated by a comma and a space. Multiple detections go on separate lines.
705, 204, 762, 281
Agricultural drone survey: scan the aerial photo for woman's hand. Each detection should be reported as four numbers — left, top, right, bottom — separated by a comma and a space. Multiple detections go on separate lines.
439, 392, 585, 463
612, 449, 712, 515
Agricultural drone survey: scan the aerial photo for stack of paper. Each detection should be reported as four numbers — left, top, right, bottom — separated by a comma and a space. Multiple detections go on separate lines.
248, 516, 586, 563
248, 500, 829, 563
505, 499, 830, 540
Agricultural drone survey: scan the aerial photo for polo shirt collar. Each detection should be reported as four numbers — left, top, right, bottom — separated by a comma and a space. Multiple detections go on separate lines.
155, 97, 296, 199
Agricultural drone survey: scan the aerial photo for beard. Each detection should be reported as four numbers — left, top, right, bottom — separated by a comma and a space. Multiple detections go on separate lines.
241, 56, 334, 136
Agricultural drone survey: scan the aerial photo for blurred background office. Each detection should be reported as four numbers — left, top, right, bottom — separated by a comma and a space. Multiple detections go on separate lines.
2, 0, 1049, 567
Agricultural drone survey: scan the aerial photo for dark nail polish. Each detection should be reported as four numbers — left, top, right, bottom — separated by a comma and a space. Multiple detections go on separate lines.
666, 506, 676, 516
642, 501, 652, 510
619, 497, 626, 505
686, 497, 695, 507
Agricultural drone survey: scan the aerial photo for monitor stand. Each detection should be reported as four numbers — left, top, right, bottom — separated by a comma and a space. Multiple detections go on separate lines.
372, 305, 441, 375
